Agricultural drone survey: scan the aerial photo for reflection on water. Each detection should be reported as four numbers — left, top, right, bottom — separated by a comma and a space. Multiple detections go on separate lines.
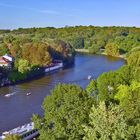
0, 54, 125, 133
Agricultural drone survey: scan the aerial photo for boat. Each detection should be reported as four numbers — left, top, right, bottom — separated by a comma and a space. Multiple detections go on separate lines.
87, 75, 92, 80
5, 94, 11, 97
26, 92, 31, 96
45, 61, 63, 73
0, 122, 39, 140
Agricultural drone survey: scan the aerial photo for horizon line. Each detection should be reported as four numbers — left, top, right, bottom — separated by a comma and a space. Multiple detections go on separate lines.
1, 25, 140, 31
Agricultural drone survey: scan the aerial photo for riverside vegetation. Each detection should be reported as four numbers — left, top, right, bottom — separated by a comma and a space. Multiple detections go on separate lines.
32, 49, 140, 140
1, 26, 140, 84
0, 26, 140, 139
0, 34, 75, 85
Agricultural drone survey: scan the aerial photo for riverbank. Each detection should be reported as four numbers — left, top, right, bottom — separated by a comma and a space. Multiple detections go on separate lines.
75, 49, 89, 53
101, 52, 127, 60
0, 62, 63, 88
75, 49, 126, 59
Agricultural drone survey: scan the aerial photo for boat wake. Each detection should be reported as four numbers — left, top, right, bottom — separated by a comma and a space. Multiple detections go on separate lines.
4, 92, 16, 98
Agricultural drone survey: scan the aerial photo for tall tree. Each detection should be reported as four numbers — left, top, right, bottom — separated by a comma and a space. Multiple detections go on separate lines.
105, 43, 120, 56
33, 84, 94, 140
18, 59, 31, 74
127, 51, 140, 67
83, 102, 136, 140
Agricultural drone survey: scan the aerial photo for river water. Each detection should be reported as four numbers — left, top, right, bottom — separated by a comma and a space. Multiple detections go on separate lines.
0, 54, 125, 133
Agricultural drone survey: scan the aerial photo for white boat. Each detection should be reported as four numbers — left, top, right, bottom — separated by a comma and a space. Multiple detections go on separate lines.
45, 62, 63, 73
5, 94, 11, 97
0, 122, 39, 140
87, 75, 92, 80
26, 92, 31, 96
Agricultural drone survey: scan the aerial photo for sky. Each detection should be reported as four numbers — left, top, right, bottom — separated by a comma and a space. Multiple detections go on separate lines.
0, 0, 140, 29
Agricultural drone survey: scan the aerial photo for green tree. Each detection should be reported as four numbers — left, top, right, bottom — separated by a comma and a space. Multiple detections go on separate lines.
105, 43, 120, 56
5, 134, 21, 140
86, 80, 97, 96
97, 71, 117, 102
0, 43, 10, 56
88, 43, 99, 54
83, 102, 135, 140
18, 59, 31, 74
115, 81, 140, 120
73, 37, 84, 49
127, 50, 140, 67
10, 40, 21, 58
33, 84, 94, 140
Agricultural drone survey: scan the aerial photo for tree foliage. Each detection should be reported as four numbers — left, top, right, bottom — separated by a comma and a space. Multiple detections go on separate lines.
5, 134, 21, 140
127, 50, 140, 67
17, 59, 31, 74
0, 26, 140, 139
86, 79, 97, 96
105, 43, 120, 56
33, 84, 95, 140
115, 81, 140, 120
83, 102, 136, 140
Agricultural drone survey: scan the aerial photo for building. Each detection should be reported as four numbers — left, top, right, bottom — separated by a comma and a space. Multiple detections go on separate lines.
0, 54, 14, 68
3, 54, 14, 62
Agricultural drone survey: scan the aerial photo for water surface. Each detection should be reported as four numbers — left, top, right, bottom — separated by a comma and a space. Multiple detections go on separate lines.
0, 54, 125, 133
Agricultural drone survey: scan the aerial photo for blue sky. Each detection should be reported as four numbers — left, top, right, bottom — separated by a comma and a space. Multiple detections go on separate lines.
0, 0, 140, 29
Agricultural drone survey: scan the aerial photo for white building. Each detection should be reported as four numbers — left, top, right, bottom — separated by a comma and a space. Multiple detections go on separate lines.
0, 54, 14, 67
3, 54, 14, 62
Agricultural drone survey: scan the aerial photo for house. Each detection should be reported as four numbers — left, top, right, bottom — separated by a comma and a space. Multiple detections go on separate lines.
3, 54, 14, 62
0, 54, 14, 68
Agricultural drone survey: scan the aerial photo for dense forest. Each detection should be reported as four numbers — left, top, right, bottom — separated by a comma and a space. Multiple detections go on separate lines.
1, 26, 140, 55
0, 29, 75, 84
0, 26, 140, 139
1, 26, 140, 84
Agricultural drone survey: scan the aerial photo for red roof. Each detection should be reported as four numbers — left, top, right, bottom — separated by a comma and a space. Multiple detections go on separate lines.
0, 57, 10, 64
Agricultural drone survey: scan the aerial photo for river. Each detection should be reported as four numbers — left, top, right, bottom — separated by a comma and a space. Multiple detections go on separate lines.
0, 54, 125, 133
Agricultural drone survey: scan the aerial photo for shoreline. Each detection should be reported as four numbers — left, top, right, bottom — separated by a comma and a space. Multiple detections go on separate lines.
0, 63, 64, 89
75, 49, 126, 59
0, 60, 75, 89
101, 52, 126, 60
0, 52, 125, 89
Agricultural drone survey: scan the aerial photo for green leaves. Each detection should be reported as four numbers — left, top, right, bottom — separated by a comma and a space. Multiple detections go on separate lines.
115, 81, 140, 120
33, 84, 94, 140
127, 50, 140, 67
105, 43, 120, 57
5, 134, 21, 140
83, 102, 136, 140
86, 79, 97, 96
17, 59, 31, 74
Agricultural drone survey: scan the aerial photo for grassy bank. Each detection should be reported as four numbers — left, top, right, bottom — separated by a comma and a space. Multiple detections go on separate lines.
76, 49, 126, 59
75, 49, 89, 53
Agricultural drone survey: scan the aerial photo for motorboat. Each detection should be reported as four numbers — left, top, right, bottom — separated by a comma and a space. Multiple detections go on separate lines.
5, 94, 11, 97
87, 75, 92, 80
26, 92, 31, 96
